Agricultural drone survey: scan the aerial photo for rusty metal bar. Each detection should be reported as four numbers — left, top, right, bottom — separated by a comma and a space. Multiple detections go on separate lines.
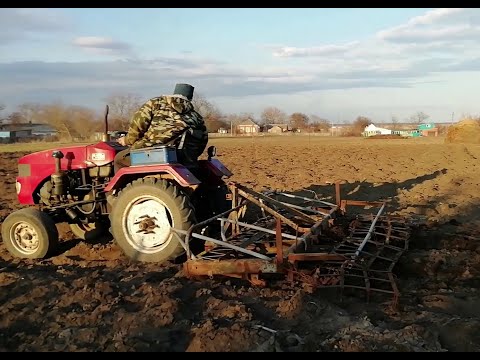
287, 253, 347, 262
335, 182, 341, 207
344, 200, 386, 207
385, 218, 392, 244
184, 203, 245, 257
230, 184, 240, 236
236, 188, 310, 233
267, 191, 337, 207
171, 232, 196, 259
184, 259, 277, 276
354, 202, 386, 257
173, 229, 272, 261
275, 218, 284, 268
235, 183, 317, 225
285, 205, 338, 256
218, 217, 300, 240
275, 201, 332, 215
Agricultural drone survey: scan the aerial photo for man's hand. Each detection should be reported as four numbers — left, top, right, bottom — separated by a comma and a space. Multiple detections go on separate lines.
117, 136, 126, 146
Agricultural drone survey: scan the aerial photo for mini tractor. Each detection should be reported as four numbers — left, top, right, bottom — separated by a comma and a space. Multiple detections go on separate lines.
1, 105, 233, 263
1, 106, 417, 304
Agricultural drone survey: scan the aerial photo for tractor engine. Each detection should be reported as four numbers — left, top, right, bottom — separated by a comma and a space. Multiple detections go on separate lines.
15, 141, 126, 229
37, 158, 111, 230
38, 151, 112, 209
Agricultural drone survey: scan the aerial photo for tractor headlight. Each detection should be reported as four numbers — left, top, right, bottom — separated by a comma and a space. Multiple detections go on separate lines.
15, 181, 21, 195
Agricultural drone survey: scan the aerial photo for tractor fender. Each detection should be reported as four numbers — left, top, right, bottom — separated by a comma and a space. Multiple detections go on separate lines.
199, 159, 233, 178
104, 164, 201, 192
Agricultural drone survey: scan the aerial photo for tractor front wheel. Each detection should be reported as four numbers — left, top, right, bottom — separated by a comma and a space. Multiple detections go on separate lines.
1, 208, 59, 259
109, 178, 196, 263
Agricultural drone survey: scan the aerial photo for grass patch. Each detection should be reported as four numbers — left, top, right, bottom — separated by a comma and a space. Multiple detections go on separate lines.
0, 141, 92, 154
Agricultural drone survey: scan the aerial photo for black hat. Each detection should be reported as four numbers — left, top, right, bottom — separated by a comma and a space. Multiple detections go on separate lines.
173, 83, 194, 100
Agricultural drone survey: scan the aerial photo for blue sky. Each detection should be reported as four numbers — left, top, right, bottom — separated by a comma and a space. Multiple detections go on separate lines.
1, 8, 479, 123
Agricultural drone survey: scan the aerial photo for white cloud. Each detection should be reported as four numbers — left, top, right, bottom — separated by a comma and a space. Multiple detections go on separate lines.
265, 8, 480, 83
72, 36, 132, 56
0, 8, 70, 45
407, 8, 466, 26
377, 8, 480, 43
272, 41, 359, 57
378, 24, 480, 43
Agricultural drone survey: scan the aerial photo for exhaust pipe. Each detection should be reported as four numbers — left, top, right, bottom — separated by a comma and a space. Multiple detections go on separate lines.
51, 150, 65, 196
102, 104, 110, 142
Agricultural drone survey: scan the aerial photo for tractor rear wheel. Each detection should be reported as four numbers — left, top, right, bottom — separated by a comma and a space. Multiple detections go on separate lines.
1, 208, 58, 259
109, 177, 196, 263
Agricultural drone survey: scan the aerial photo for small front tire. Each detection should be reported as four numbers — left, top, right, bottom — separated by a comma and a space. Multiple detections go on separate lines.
1, 208, 59, 259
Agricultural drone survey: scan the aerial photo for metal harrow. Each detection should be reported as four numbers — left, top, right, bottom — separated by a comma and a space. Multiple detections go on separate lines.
171, 182, 415, 305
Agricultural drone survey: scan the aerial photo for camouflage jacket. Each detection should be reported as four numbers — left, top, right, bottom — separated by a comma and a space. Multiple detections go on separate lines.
124, 95, 208, 161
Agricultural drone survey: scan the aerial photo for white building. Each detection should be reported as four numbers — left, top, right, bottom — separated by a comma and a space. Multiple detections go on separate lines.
363, 124, 392, 137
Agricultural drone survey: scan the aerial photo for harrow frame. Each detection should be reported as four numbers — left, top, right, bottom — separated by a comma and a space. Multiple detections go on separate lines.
171, 182, 414, 305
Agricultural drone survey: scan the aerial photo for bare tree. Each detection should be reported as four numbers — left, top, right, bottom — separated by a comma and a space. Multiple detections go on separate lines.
191, 92, 227, 132
260, 106, 287, 126
0, 103, 5, 123
17, 103, 42, 124
310, 114, 331, 132
289, 112, 309, 131
391, 115, 399, 130
192, 93, 219, 118
67, 105, 100, 138
409, 111, 429, 125
33, 103, 98, 140
104, 93, 142, 130
37, 102, 74, 141
351, 116, 372, 135
7, 112, 24, 124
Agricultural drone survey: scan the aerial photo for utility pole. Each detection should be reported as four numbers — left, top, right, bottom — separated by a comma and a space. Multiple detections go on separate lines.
451, 112, 454, 124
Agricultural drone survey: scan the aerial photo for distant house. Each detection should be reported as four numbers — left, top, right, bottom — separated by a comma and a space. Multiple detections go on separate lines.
0, 123, 57, 137
265, 123, 291, 133
0, 122, 58, 142
392, 129, 422, 137
29, 124, 58, 137
364, 123, 436, 138
362, 124, 392, 137
217, 128, 228, 134
0, 129, 33, 143
237, 118, 260, 134
418, 123, 439, 137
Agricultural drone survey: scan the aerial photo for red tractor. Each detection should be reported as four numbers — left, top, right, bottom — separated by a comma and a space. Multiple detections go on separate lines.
0, 107, 417, 304
1, 106, 233, 263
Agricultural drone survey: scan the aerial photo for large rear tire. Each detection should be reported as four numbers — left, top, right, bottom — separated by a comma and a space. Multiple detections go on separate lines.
109, 177, 196, 263
1, 208, 59, 259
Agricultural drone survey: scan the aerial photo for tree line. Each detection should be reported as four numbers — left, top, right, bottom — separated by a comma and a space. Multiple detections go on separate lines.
0, 94, 437, 141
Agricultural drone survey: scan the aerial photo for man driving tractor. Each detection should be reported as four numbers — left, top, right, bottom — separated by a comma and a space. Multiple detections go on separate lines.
114, 83, 208, 172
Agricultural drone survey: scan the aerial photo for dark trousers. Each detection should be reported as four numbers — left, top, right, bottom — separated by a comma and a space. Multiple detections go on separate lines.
114, 148, 131, 173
